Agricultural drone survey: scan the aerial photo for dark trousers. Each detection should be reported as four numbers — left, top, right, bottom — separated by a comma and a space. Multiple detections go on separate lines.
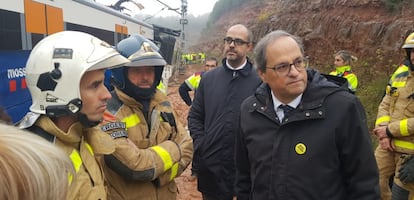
202, 194, 220, 200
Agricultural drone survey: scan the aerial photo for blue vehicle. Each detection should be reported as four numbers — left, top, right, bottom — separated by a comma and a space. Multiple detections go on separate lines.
0, 51, 31, 122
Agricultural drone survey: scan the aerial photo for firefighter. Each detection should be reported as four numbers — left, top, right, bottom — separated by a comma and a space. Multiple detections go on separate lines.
329, 50, 358, 93
373, 32, 414, 200
102, 34, 193, 200
17, 31, 129, 200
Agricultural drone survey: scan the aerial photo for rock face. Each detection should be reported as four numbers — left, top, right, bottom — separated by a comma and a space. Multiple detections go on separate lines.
193, 0, 414, 76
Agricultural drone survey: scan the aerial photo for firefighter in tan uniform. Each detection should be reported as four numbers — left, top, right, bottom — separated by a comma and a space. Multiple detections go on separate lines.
17, 31, 129, 200
102, 34, 193, 200
373, 32, 414, 199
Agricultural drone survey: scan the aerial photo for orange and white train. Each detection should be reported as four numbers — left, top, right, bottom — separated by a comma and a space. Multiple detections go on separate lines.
0, 0, 181, 122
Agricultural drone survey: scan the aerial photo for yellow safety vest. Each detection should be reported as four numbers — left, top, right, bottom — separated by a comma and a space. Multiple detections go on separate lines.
329, 65, 358, 92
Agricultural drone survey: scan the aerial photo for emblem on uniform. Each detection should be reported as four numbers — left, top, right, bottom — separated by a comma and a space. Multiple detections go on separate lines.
295, 143, 306, 155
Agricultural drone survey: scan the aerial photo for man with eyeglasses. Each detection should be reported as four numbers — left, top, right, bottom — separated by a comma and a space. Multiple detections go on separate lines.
179, 57, 218, 106
235, 30, 380, 200
188, 24, 261, 200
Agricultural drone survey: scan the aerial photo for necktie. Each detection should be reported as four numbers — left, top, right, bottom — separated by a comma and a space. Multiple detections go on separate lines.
279, 104, 294, 120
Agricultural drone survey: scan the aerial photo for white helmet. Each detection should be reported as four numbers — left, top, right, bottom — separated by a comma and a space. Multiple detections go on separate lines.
403, 32, 414, 49
26, 31, 129, 117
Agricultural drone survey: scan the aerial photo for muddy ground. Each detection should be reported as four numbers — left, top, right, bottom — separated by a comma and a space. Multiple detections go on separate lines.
166, 64, 203, 200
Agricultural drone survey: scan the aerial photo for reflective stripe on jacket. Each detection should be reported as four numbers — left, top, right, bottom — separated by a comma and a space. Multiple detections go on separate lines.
103, 88, 193, 200
184, 72, 203, 91
32, 116, 110, 200
376, 64, 414, 153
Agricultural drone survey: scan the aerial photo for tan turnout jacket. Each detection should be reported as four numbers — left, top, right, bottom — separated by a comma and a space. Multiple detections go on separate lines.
34, 115, 114, 200
376, 65, 414, 154
103, 88, 193, 200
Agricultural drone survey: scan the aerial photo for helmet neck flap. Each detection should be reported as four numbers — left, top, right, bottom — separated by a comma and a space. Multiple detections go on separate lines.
405, 48, 414, 71
403, 32, 414, 71
113, 34, 166, 101
115, 66, 163, 101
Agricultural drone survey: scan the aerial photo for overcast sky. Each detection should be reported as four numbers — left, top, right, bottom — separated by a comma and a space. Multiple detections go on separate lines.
96, 0, 218, 17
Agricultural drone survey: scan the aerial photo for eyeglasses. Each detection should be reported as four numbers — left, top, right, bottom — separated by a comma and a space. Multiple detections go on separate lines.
223, 37, 249, 46
266, 57, 307, 75
205, 64, 216, 67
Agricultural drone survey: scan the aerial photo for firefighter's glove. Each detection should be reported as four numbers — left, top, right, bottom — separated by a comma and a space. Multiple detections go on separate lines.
399, 156, 414, 183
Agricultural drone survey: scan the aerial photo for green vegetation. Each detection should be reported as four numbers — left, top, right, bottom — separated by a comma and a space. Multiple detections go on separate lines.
313, 56, 396, 133
357, 75, 388, 130
384, 0, 404, 12
357, 76, 389, 148
207, 0, 249, 27
257, 11, 271, 23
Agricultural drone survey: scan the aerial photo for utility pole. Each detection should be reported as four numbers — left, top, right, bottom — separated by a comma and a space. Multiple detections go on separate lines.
179, 0, 188, 49
177, 0, 188, 75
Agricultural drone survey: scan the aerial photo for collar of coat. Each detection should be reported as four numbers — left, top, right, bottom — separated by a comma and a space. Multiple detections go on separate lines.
219, 57, 254, 77
250, 68, 346, 120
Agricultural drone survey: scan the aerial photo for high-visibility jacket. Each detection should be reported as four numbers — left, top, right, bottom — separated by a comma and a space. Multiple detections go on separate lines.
376, 64, 414, 153
179, 71, 203, 106
329, 65, 358, 92
185, 72, 203, 91
157, 81, 167, 95
103, 88, 193, 200
24, 115, 114, 200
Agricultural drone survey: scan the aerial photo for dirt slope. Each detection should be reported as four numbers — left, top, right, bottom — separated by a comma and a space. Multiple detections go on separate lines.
191, 0, 414, 80
166, 65, 203, 200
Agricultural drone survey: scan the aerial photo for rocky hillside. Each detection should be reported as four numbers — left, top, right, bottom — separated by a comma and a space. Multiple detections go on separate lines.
191, 0, 414, 79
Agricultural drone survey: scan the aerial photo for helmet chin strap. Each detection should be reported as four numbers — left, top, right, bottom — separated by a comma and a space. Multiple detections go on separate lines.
77, 112, 101, 128
46, 99, 82, 118
45, 98, 100, 128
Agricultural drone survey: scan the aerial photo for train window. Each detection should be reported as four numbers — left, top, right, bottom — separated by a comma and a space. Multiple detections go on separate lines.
31, 33, 44, 48
116, 32, 128, 44
0, 10, 22, 50
66, 23, 115, 45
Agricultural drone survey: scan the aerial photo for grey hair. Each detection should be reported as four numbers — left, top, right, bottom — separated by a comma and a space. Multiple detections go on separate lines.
254, 30, 304, 72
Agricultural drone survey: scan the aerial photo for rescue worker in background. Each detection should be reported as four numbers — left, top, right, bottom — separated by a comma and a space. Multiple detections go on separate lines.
17, 31, 129, 200
373, 32, 414, 200
102, 34, 193, 200
329, 50, 358, 93
179, 57, 218, 106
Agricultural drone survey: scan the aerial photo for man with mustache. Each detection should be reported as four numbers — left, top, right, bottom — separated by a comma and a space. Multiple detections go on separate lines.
188, 24, 262, 200
102, 34, 193, 200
